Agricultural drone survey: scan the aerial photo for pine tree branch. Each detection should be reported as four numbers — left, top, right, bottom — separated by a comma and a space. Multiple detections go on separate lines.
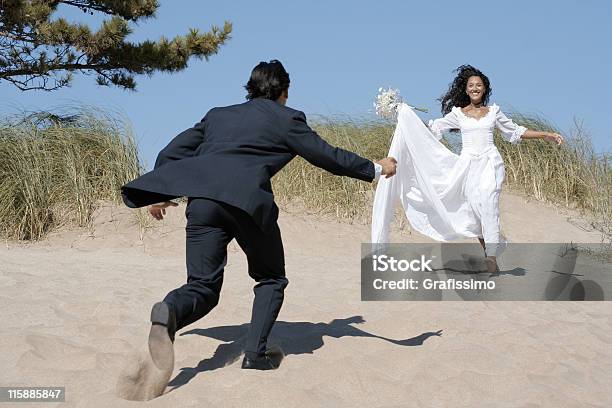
1, 73, 66, 91
53, 0, 158, 20
0, 1, 232, 91
1, 62, 117, 77
0, 31, 29, 41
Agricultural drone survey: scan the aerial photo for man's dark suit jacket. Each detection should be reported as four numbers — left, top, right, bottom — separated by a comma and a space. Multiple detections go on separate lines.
121, 97, 375, 232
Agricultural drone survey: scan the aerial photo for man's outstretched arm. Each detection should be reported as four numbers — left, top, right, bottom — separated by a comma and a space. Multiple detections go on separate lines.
285, 111, 396, 181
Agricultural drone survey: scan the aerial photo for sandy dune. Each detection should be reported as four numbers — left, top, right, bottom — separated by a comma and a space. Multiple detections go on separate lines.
0, 191, 610, 407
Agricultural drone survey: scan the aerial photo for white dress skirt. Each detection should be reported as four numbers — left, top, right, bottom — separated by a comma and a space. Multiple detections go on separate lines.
371, 103, 527, 256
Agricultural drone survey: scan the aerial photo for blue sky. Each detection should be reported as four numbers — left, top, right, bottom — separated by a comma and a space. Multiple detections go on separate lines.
1, 0, 610, 169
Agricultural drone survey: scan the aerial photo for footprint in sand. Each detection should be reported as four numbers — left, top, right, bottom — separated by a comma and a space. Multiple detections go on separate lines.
116, 326, 174, 401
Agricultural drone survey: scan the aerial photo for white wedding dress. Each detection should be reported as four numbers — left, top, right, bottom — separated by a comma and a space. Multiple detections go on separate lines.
371, 103, 526, 256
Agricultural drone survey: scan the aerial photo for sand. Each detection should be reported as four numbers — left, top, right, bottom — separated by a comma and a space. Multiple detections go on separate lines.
0, 191, 610, 407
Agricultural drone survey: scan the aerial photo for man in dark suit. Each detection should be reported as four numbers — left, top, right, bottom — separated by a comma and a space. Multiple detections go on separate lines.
120, 60, 396, 397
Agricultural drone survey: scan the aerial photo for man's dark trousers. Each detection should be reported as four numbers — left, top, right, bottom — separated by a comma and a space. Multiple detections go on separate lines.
163, 197, 288, 358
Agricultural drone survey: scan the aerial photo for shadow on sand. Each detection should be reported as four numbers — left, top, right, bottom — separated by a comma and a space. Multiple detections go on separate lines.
167, 316, 442, 390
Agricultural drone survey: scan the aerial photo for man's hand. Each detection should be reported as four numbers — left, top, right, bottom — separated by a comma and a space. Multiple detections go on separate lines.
377, 157, 397, 178
148, 201, 179, 221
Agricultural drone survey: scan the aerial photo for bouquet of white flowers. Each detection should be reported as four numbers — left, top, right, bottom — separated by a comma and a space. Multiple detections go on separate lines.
373, 87, 428, 119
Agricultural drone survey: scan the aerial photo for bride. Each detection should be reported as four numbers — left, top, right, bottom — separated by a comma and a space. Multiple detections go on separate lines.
371, 64, 564, 272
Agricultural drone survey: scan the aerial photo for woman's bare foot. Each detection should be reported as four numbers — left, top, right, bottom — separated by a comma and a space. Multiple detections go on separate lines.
484, 256, 499, 274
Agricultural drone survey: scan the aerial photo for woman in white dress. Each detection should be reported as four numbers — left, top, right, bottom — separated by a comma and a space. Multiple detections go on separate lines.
371, 65, 564, 272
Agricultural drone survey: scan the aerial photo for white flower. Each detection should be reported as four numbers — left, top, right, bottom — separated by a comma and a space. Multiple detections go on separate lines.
374, 87, 403, 119
374, 87, 429, 119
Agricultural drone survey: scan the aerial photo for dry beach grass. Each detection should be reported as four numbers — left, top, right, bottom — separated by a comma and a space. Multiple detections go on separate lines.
0, 106, 609, 243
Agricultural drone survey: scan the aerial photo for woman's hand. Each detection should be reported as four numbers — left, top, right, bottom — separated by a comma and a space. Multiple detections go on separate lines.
544, 132, 564, 145
148, 201, 179, 220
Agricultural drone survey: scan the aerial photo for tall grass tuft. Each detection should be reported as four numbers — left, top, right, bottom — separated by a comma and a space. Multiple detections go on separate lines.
0, 108, 142, 240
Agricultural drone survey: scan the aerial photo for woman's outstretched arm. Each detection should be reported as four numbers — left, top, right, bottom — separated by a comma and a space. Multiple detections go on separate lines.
495, 109, 564, 145
520, 129, 564, 145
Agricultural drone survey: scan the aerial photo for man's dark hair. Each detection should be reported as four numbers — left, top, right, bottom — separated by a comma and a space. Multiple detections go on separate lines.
245, 60, 290, 100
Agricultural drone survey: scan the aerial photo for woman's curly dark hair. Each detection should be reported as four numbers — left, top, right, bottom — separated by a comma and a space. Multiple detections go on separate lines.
245, 59, 290, 101
438, 64, 492, 115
